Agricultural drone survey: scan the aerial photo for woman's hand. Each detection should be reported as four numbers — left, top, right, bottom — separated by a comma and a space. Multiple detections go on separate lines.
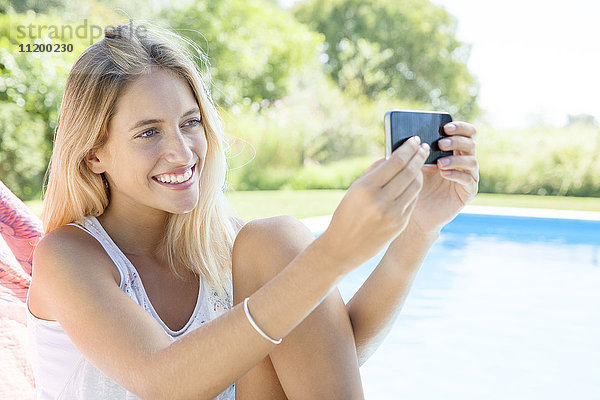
323, 136, 429, 271
408, 121, 479, 234
339, 122, 477, 366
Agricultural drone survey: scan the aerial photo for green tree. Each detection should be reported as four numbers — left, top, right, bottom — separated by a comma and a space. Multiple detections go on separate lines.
292, 0, 480, 120
0, 2, 325, 198
0, 11, 108, 199
0, 0, 65, 14
158, 0, 323, 109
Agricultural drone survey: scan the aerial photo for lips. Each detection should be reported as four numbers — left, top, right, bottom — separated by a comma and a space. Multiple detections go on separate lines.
152, 164, 196, 189
153, 163, 195, 182
155, 163, 195, 177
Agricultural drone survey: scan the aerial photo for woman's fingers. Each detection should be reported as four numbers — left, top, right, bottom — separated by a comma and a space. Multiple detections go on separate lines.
391, 175, 422, 212
439, 168, 479, 186
380, 143, 428, 201
443, 121, 477, 138
437, 121, 478, 186
436, 120, 479, 187
437, 135, 476, 156
436, 155, 478, 173
437, 154, 479, 186
365, 136, 423, 187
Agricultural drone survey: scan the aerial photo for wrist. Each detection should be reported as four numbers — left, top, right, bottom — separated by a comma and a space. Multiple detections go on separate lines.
314, 229, 361, 276
405, 219, 442, 242
383, 221, 440, 263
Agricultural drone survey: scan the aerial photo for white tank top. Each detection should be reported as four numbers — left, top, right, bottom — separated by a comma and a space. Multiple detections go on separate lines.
26, 215, 235, 399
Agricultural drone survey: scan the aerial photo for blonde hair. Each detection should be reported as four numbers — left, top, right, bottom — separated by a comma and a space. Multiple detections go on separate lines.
42, 21, 240, 300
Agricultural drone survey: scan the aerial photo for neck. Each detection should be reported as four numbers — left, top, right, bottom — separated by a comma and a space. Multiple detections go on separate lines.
97, 203, 169, 257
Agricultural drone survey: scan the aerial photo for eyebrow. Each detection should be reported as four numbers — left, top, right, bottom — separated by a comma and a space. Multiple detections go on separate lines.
128, 107, 201, 132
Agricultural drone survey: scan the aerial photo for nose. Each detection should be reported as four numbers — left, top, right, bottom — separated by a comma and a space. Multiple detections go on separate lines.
163, 126, 194, 165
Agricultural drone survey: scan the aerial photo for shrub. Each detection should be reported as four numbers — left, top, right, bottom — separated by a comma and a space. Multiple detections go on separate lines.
477, 124, 600, 197
285, 156, 374, 190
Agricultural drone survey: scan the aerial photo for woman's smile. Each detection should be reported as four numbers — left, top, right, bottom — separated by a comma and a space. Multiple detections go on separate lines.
152, 164, 197, 190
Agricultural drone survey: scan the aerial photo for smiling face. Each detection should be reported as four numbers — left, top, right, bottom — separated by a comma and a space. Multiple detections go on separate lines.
86, 68, 208, 218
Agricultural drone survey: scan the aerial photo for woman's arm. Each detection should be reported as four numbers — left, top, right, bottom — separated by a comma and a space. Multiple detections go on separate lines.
345, 222, 440, 366
33, 139, 428, 399
33, 223, 349, 400
346, 121, 479, 366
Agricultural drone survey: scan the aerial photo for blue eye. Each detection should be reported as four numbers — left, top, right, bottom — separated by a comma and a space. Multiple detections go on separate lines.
136, 119, 201, 139
138, 129, 157, 139
185, 118, 202, 127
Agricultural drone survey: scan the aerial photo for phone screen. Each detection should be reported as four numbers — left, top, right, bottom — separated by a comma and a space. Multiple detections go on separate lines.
385, 110, 453, 164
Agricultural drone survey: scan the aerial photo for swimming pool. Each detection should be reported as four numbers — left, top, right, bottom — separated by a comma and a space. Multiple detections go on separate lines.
308, 210, 600, 399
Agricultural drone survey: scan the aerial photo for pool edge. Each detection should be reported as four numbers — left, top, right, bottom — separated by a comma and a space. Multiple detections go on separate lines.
300, 205, 600, 234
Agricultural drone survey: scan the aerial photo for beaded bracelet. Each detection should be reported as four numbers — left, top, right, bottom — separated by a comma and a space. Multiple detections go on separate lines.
243, 297, 282, 345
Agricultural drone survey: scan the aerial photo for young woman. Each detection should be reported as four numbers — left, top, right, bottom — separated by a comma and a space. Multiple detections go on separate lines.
26, 22, 479, 399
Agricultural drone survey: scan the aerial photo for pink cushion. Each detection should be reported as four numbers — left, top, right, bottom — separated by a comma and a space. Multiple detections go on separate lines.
0, 180, 43, 277
0, 181, 40, 397
0, 294, 36, 399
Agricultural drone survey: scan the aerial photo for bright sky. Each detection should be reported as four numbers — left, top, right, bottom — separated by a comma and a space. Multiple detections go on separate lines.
282, 0, 600, 129
431, 0, 600, 128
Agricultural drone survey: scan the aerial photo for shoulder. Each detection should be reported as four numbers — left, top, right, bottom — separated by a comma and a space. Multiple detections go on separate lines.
232, 215, 315, 264
30, 225, 121, 319
36, 224, 97, 256
34, 225, 116, 275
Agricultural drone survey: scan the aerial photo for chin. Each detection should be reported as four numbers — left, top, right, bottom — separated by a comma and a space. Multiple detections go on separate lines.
173, 206, 197, 215
166, 198, 199, 215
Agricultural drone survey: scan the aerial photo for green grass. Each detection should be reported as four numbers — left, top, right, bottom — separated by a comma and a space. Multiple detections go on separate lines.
24, 191, 600, 222
226, 191, 600, 221
225, 190, 347, 221
470, 193, 600, 211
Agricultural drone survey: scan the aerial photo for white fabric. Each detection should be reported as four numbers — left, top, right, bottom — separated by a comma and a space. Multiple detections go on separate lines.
26, 215, 235, 399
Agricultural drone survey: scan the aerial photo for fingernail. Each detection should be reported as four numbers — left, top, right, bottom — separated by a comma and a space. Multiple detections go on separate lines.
439, 138, 451, 147
411, 136, 421, 145
421, 142, 430, 151
445, 123, 456, 132
438, 157, 450, 166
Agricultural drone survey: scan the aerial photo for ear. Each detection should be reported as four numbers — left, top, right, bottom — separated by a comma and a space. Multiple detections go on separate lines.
84, 148, 105, 174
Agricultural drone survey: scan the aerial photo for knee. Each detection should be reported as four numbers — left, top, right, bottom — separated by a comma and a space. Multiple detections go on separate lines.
232, 215, 316, 305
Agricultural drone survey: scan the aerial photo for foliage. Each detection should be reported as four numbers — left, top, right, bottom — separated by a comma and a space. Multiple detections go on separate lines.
477, 124, 600, 197
228, 116, 600, 197
292, 0, 479, 120
0, 2, 322, 199
284, 156, 374, 190
1, 0, 65, 14
0, 11, 89, 199
158, 0, 323, 109
10, 1, 580, 200
222, 68, 413, 190
0, 102, 47, 198
0, 7, 126, 199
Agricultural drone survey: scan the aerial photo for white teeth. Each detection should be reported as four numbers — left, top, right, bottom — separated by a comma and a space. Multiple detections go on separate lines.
155, 166, 193, 184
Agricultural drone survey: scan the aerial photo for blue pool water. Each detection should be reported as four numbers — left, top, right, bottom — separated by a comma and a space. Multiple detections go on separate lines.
325, 213, 600, 399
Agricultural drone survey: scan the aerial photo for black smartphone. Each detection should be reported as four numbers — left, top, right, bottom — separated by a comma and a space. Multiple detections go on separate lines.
384, 110, 453, 164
